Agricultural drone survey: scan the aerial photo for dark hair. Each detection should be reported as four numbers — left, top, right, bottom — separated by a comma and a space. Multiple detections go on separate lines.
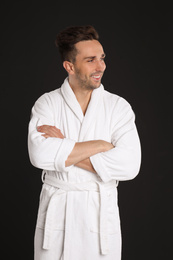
55, 25, 99, 62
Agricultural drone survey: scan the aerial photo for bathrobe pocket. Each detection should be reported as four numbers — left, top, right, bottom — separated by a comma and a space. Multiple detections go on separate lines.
88, 188, 120, 234
36, 184, 67, 231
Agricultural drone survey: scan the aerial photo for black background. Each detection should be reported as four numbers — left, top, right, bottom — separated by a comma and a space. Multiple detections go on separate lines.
1, 1, 172, 259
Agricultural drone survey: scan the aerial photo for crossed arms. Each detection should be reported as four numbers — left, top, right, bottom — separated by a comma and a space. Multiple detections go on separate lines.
28, 94, 141, 182
37, 125, 114, 173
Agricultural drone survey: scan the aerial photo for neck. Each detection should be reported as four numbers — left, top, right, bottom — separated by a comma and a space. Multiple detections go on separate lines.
69, 78, 93, 115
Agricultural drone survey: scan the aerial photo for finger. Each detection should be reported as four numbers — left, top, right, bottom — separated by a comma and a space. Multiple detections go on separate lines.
41, 134, 48, 138
41, 131, 54, 138
37, 126, 42, 132
41, 133, 54, 138
41, 127, 59, 138
37, 125, 49, 132
53, 126, 65, 138
58, 131, 65, 139
37, 125, 53, 134
38, 125, 65, 138
46, 126, 64, 138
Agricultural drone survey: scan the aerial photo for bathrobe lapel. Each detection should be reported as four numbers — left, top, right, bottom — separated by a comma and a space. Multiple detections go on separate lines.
61, 78, 104, 141
61, 78, 84, 123
78, 84, 104, 141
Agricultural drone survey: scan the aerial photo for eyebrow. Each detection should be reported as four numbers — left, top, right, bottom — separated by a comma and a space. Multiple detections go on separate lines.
83, 53, 106, 60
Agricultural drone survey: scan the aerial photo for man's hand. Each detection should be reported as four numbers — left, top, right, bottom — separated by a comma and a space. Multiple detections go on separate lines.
37, 125, 64, 139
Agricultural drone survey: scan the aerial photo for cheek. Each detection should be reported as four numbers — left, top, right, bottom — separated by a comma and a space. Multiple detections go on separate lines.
103, 62, 106, 71
76, 64, 89, 75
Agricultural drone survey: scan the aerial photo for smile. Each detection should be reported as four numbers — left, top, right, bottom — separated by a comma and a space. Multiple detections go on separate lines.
91, 75, 102, 81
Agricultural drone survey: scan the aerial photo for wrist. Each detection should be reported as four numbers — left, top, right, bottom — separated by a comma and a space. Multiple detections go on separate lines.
98, 140, 114, 153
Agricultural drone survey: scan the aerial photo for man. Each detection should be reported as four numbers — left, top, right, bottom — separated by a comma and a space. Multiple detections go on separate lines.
28, 25, 141, 260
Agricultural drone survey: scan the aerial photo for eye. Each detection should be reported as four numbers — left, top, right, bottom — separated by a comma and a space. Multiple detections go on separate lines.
87, 59, 94, 62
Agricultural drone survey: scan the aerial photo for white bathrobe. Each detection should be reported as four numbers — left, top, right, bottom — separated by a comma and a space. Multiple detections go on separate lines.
28, 78, 141, 260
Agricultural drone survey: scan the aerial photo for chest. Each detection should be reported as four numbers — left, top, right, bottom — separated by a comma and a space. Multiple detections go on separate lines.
53, 99, 113, 143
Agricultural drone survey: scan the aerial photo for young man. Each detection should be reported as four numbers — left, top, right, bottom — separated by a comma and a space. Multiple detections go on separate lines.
28, 25, 141, 260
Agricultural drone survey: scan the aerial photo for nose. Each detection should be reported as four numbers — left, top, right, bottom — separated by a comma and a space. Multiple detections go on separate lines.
95, 60, 106, 72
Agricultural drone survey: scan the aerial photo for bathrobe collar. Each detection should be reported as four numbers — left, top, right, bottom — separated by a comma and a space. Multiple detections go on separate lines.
61, 77, 104, 141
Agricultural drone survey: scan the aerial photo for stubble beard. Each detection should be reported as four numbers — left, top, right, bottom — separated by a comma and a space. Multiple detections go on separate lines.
75, 69, 103, 91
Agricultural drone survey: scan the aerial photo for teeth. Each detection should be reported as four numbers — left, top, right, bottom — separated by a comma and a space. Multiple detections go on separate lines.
92, 75, 100, 79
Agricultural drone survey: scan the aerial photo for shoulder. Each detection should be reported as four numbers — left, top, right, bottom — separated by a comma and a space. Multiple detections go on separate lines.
102, 90, 135, 129
34, 88, 62, 107
103, 89, 132, 111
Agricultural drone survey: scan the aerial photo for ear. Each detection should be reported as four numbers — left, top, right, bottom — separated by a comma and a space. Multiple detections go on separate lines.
63, 61, 75, 75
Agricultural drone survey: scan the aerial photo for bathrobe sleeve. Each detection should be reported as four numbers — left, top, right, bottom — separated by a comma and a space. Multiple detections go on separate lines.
28, 93, 76, 172
90, 98, 141, 182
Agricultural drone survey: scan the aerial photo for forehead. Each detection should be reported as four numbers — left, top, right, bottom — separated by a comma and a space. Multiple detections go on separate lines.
75, 40, 104, 59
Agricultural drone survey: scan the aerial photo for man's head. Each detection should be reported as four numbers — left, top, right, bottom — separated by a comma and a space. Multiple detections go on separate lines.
55, 25, 106, 90
55, 25, 99, 63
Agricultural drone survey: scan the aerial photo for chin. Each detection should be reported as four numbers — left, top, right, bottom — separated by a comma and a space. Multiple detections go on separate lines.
86, 84, 100, 90
87, 81, 101, 90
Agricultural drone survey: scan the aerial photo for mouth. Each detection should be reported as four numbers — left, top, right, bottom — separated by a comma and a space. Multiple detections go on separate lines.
91, 74, 102, 82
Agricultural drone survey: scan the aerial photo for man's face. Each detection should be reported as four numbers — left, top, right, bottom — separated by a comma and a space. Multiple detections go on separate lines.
72, 40, 106, 90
